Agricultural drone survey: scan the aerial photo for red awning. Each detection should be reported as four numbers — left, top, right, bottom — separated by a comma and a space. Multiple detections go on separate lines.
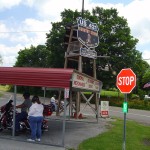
0, 67, 74, 89
0, 67, 101, 92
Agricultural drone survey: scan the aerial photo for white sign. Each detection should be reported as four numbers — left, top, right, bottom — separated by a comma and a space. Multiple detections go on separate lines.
80, 48, 97, 59
72, 72, 100, 92
100, 101, 109, 117
118, 76, 134, 85
64, 88, 69, 99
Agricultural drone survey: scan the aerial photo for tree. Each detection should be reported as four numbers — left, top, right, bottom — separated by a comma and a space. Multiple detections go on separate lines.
142, 69, 150, 85
15, 45, 51, 67
46, 7, 148, 89
46, 9, 82, 68
45, 21, 66, 68
15, 7, 149, 94
14, 45, 52, 95
92, 7, 140, 87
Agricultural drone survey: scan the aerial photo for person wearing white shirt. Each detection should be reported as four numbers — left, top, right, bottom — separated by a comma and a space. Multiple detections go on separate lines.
27, 96, 44, 142
50, 95, 57, 111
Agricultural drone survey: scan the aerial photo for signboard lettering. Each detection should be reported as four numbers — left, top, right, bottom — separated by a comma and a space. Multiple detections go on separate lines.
72, 72, 100, 92
77, 17, 99, 48
100, 101, 109, 118
64, 88, 69, 99
80, 48, 97, 59
118, 76, 134, 85
116, 68, 136, 93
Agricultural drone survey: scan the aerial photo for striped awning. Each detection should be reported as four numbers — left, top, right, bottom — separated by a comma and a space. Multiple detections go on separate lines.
0, 67, 101, 92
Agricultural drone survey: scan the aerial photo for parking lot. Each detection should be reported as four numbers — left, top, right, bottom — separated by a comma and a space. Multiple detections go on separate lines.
0, 91, 110, 149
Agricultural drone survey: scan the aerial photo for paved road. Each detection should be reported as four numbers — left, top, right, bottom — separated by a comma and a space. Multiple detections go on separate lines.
0, 137, 65, 150
109, 106, 150, 126
81, 104, 150, 126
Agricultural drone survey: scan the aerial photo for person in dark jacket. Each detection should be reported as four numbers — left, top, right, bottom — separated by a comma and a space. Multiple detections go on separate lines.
15, 92, 32, 135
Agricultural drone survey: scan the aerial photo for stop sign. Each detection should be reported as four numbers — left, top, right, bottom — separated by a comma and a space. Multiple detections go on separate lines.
116, 68, 136, 93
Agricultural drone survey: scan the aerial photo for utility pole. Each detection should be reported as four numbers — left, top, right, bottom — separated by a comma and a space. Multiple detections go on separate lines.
82, 0, 84, 18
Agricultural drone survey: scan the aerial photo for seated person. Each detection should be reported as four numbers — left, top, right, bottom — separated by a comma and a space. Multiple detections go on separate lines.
50, 95, 57, 111
15, 92, 32, 135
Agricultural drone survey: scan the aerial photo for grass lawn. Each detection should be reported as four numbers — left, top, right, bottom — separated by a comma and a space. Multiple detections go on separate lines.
101, 90, 124, 98
84, 90, 125, 99
0, 85, 11, 97
78, 119, 150, 150
0, 85, 10, 92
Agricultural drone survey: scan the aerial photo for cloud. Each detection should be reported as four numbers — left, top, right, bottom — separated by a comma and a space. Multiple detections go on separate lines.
117, 0, 150, 64
88, 0, 150, 64
0, 23, 9, 38
23, 18, 50, 45
8, 18, 51, 45
0, 0, 150, 66
117, 0, 150, 45
0, 44, 23, 66
133, 19, 150, 45
0, 0, 22, 10
1, 56, 16, 67
142, 50, 150, 64
24, 0, 84, 21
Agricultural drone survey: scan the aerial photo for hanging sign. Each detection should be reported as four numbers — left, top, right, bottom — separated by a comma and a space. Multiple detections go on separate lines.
80, 48, 97, 59
64, 88, 69, 99
77, 17, 99, 48
72, 72, 100, 92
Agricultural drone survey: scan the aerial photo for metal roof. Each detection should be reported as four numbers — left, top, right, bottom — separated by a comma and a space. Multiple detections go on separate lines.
0, 67, 101, 92
0, 67, 74, 89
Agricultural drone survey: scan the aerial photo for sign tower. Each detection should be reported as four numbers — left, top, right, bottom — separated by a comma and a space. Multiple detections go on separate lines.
63, 17, 100, 118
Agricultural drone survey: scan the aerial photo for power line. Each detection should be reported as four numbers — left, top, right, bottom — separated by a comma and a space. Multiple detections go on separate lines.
143, 58, 150, 60
0, 31, 49, 33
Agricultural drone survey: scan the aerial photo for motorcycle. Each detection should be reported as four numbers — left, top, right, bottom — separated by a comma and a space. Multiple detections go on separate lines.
0, 100, 52, 133
0, 100, 14, 131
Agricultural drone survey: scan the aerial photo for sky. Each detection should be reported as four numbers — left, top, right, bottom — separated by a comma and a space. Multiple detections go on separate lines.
0, 0, 150, 66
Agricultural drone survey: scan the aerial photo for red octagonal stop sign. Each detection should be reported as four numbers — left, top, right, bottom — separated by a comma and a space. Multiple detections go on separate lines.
116, 68, 136, 93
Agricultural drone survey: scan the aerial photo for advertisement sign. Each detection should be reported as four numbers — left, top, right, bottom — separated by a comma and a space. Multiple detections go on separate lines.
100, 101, 109, 117
77, 17, 99, 48
80, 48, 97, 59
72, 72, 100, 92
64, 88, 69, 99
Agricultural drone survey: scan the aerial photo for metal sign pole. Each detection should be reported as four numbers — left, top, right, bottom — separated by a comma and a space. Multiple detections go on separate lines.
62, 88, 69, 147
98, 81, 103, 123
123, 93, 127, 150
12, 85, 17, 136
62, 98, 67, 147
82, 0, 84, 18
43, 87, 46, 104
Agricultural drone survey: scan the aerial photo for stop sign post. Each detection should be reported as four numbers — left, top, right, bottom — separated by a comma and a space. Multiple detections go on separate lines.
116, 68, 136, 150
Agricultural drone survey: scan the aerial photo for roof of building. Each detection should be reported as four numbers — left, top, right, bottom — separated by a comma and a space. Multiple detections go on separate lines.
0, 67, 101, 92
0, 67, 74, 89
